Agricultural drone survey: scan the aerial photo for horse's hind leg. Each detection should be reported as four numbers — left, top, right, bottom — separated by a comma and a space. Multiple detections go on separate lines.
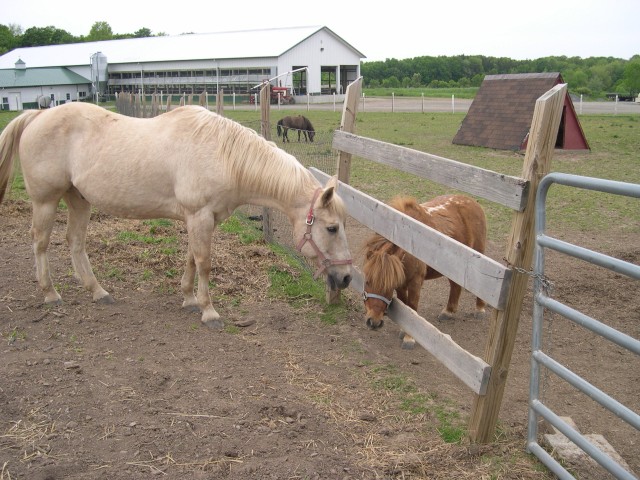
438, 279, 462, 321
186, 213, 222, 329
31, 201, 62, 305
63, 189, 113, 303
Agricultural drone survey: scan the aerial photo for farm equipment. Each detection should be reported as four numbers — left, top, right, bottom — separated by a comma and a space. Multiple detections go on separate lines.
270, 86, 295, 104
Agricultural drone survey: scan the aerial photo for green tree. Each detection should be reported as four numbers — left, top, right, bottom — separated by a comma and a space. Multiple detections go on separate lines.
134, 27, 152, 38
622, 60, 640, 96
0, 24, 16, 54
88, 21, 113, 41
20, 25, 75, 47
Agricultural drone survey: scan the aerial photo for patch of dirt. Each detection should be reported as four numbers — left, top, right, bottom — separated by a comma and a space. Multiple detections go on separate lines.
1, 198, 638, 479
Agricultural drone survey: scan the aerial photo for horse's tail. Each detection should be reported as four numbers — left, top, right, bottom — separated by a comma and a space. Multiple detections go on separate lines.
276, 119, 283, 137
0, 109, 42, 203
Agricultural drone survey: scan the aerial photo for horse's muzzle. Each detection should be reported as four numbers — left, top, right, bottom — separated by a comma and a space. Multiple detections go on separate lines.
327, 272, 352, 290
366, 317, 384, 330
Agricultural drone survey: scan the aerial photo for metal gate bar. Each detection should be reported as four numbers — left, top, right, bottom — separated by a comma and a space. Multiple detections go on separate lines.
527, 172, 640, 480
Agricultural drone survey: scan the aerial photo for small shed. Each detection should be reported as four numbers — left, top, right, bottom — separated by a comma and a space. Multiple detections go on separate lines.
452, 73, 589, 151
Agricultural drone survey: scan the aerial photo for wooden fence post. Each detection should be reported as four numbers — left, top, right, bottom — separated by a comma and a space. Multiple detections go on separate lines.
468, 84, 568, 443
336, 77, 362, 185
216, 88, 224, 115
259, 83, 273, 243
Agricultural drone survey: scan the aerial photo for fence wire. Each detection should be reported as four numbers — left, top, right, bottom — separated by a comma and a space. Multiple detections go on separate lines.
236, 119, 339, 275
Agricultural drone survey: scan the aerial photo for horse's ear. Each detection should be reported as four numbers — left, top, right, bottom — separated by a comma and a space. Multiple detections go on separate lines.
320, 176, 339, 207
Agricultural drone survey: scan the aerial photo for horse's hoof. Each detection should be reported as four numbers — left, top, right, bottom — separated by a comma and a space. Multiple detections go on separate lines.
474, 310, 487, 320
398, 331, 406, 340
182, 304, 200, 313
203, 319, 224, 330
95, 295, 115, 305
401, 339, 416, 350
44, 298, 63, 307
437, 312, 454, 322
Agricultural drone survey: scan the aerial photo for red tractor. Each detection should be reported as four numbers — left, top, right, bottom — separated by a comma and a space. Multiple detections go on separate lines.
270, 86, 295, 105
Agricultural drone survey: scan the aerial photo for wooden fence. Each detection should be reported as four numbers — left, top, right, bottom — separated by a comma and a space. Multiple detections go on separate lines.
116, 80, 566, 443
317, 77, 566, 443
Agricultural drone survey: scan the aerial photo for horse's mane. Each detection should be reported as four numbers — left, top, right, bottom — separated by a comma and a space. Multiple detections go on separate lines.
362, 234, 406, 293
303, 116, 315, 132
183, 107, 316, 203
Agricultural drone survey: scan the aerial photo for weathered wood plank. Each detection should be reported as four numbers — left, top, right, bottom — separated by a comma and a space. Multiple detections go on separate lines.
332, 130, 528, 212
310, 168, 511, 310
350, 268, 491, 395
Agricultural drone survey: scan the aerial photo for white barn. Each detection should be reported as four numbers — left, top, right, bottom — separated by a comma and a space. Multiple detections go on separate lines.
0, 25, 365, 110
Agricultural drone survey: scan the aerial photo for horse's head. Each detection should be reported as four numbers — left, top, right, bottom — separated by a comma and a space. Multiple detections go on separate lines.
361, 240, 406, 330
307, 130, 315, 142
295, 177, 352, 290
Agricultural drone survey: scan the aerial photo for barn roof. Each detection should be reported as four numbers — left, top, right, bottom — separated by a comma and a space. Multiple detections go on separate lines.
0, 25, 365, 69
452, 72, 589, 151
0, 67, 89, 87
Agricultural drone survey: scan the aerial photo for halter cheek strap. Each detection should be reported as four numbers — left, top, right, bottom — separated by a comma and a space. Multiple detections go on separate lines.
362, 290, 393, 307
296, 188, 353, 279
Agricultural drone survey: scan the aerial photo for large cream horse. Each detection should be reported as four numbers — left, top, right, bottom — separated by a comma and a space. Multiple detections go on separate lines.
0, 102, 352, 329
361, 195, 486, 349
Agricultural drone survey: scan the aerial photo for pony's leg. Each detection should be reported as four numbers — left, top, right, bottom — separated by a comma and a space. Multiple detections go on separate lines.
180, 247, 199, 312
186, 213, 222, 329
396, 287, 417, 350
474, 296, 487, 319
438, 280, 462, 321
63, 190, 113, 303
30, 201, 62, 305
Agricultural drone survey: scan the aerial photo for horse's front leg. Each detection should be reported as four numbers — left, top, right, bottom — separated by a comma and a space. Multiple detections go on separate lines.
180, 246, 198, 312
186, 213, 222, 329
396, 287, 417, 350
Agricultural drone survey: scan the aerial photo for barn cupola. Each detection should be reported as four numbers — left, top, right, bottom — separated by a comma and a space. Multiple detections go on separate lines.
15, 58, 26, 70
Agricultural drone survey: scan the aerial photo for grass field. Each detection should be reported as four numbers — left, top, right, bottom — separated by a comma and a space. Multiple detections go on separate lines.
2, 107, 638, 242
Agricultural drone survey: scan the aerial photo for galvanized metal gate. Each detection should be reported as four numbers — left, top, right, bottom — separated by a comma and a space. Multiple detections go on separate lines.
527, 172, 640, 479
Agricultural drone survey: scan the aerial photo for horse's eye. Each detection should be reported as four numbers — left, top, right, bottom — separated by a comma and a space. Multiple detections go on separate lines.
327, 225, 338, 234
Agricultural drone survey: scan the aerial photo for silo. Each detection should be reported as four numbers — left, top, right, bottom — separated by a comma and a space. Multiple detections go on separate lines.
90, 52, 108, 99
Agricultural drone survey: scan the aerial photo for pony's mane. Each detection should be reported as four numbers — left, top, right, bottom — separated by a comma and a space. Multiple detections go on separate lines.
303, 117, 315, 132
362, 234, 405, 293
184, 107, 317, 203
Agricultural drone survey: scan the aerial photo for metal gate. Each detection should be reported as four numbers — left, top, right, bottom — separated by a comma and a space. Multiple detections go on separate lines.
526, 172, 640, 479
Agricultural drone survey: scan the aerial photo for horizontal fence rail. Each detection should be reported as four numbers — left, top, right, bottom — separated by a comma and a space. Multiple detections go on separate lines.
311, 168, 511, 311
332, 130, 529, 211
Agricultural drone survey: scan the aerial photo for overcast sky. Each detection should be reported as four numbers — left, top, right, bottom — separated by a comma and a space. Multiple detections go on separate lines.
4, 0, 639, 61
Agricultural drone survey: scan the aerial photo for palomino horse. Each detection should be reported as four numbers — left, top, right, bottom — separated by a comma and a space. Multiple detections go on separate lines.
0, 102, 352, 329
276, 115, 315, 143
361, 195, 486, 349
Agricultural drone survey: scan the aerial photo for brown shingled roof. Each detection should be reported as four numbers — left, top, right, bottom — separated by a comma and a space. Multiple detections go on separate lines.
452, 72, 589, 151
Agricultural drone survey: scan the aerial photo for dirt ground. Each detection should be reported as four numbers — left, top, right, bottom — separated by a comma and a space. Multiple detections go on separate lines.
1, 195, 638, 480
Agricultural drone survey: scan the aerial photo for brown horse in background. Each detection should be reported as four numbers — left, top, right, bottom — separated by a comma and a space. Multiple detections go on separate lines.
362, 195, 487, 349
276, 115, 315, 143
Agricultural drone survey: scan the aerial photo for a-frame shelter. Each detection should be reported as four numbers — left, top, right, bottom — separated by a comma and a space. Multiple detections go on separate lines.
453, 72, 589, 151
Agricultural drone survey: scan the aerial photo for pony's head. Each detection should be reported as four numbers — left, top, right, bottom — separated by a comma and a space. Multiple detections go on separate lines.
361, 237, 406, 329
305, 118, 315, 142
294, 176, 352, 290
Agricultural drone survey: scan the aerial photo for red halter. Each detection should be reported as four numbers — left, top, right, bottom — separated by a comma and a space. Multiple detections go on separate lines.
296, 188, 353, 279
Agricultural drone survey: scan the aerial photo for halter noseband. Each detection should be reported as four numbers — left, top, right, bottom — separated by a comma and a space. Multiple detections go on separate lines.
296, 188, 352, 279
362, 290, 393, 308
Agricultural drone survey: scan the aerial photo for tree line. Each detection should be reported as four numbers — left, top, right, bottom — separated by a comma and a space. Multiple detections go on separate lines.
2, 22, 638, 98
361, 55, 640, 98
0, 21, 169, 53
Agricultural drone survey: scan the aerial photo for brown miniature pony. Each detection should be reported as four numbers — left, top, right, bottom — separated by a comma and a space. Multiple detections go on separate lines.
362, 195, 487, 349
276, 115, 315, 143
